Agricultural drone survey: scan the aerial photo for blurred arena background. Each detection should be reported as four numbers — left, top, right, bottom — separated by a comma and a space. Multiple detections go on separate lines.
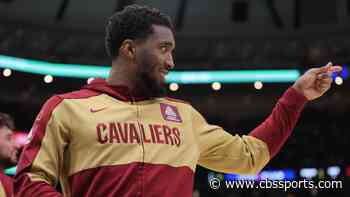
0, 0, 349, 196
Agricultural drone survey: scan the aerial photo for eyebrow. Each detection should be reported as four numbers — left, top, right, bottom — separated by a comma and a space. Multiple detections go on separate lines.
159, 41, 175, 49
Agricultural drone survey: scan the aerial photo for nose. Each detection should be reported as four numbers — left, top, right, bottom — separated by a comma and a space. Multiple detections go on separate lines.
165, 54, 175, 70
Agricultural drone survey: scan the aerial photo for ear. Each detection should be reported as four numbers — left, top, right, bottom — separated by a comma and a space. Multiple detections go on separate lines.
119, 39, 136, 59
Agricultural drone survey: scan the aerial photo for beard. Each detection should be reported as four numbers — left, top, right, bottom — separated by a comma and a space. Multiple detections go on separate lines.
134, 52, 167, 98
138, 70, 166, 98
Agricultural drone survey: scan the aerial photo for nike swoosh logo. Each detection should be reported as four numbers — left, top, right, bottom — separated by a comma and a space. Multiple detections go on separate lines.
90, 107, 108, 113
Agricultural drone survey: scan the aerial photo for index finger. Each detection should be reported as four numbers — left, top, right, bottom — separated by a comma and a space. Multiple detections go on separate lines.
311, 62, 333, 74
328, 65, 342, 73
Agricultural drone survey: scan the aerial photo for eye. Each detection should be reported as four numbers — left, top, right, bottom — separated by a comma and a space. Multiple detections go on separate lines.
160, 46, 168, 53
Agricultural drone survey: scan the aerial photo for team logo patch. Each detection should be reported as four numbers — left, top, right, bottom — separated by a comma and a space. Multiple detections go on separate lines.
160, 103, 182, 123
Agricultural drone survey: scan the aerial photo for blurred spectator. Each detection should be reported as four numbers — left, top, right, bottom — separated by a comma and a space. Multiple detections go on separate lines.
0, 112, 19, 197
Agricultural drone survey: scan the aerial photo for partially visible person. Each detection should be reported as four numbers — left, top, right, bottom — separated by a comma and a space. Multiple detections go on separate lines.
0, 112, 19, 197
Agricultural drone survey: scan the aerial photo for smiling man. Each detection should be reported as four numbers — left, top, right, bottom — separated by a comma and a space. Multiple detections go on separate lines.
14, 4, 341, 197
0, 112, 19, 197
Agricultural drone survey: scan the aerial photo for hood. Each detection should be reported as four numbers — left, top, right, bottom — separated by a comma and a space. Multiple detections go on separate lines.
83, 78, 151, 102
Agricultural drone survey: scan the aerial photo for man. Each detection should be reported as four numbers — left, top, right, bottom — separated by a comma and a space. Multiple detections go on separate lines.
0, 112, 19, 197
14, 4, 341, 197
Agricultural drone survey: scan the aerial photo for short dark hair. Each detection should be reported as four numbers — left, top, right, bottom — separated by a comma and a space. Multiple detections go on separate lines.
105, 4, 174, 58
0, 112, 14, 130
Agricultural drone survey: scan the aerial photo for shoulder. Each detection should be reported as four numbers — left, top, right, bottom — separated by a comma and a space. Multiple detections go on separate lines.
164, 97, 190, 105
44, 89, 100, 110
56, 89, 100, 100
37, 89, 101, 120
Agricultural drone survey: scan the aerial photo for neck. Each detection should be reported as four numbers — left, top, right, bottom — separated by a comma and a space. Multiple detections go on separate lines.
107, 59, 148, 97
107, 59, 136, 89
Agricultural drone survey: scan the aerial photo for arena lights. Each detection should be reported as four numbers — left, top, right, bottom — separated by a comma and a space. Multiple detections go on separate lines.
0, 55, 301, 84
224, 166, 345, 182
2, 68, 11, 77
341, 65, 348, 78
4, 166, 16, 175
211, 82, 221, 91
300, 168, 318, 179
224, 169, 296, 181
168, 70, 300, 84
87, 77, 95, 84
0, 55, 109, 78
260, 169, 295, 181
332, 64, 348, 79
44, 75, 53, 83
335, 76, 343, 85
254, 81, 263, 90
169, 83, 179, 91
327, 166, 341, 179
224, 174, 258, 181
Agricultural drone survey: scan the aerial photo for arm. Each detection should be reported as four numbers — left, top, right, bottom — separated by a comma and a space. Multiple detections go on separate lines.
253, 62, 342, 158
196, 63, 341, 174
249, 87, 306, 158
14, 96, 68, 197
195, 87, 306, 174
